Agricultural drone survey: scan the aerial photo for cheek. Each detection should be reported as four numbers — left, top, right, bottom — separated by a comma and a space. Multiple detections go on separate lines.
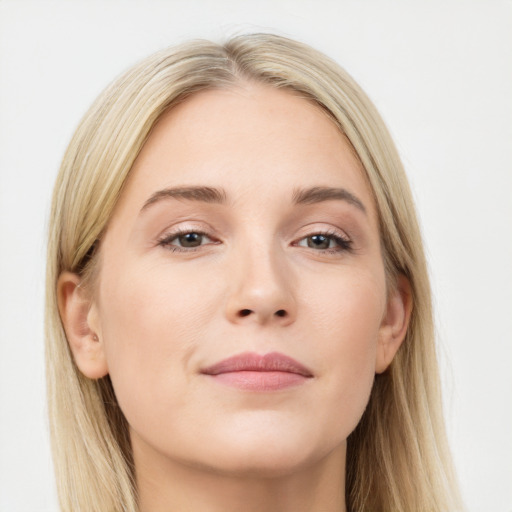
96, 260, 221, 426
309, 266, 385, 356
307, 269, 385, 434
100, 256, 220, 345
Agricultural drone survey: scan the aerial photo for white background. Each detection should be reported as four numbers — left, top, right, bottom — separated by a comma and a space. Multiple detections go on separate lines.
0, 1, 510, 511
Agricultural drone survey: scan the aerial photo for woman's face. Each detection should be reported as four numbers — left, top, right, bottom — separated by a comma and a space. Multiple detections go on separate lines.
81, 84, 403, 476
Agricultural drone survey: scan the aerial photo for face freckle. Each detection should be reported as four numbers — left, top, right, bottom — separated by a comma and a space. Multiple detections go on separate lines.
94, 83, 389, 478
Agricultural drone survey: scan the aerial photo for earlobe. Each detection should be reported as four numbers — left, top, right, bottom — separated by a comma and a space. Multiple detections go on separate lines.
57, 271, 108, 379
375, 274, 413, 374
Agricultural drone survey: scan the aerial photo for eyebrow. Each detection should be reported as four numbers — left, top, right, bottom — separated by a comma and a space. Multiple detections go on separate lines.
141, 185, 366, 214
291, 186, 366, 213
141, 186, 227, 211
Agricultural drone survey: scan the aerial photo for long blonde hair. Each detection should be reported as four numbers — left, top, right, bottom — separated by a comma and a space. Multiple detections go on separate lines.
46, 33, 462, 511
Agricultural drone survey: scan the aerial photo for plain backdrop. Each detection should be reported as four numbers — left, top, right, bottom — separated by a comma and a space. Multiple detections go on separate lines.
0, 1, 511, 511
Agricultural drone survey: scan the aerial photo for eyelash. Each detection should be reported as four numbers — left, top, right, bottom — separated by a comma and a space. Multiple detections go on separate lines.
157, 228, 353, 255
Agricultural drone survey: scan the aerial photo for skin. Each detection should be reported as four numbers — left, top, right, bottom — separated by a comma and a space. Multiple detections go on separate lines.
58, 83, 411, 512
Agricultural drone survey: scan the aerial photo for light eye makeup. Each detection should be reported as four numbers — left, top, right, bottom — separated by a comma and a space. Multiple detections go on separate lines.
294, 229, 352, 254
157, 228, 218, 252
156, 227, 353, 256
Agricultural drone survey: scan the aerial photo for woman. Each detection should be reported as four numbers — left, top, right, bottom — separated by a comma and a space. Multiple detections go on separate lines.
46, 33, 463, 511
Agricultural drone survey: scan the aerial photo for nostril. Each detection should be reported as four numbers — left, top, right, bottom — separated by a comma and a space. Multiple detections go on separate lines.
236, 309, 288, 319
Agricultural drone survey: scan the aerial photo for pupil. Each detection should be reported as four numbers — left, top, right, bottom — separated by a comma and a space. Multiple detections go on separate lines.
179, 233, 201, 247
308, 235, 329, 249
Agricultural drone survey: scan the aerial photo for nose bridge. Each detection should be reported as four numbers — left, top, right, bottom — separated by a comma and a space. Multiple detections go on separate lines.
225, 230, 296, 326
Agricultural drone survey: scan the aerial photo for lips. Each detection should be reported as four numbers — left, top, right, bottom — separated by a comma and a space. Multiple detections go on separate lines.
201, 352, 313, 391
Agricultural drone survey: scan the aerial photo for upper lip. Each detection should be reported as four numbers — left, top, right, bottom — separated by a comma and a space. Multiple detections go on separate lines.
201, 351, 314, 378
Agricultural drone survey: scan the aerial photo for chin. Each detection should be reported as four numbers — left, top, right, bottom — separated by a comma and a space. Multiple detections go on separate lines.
188, 420, 338, 478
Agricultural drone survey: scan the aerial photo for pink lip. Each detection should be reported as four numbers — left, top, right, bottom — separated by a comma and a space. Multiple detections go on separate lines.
201, 352, 313, 391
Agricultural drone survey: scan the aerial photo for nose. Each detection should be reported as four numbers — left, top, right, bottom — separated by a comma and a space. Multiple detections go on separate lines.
224, 242, 297, 327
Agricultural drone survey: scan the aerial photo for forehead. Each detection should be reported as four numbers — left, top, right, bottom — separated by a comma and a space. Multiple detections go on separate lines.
113, 83, 377, 223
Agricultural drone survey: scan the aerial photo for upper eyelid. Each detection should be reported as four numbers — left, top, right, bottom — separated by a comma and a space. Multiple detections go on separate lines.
156, 223, 213, 239
157, 224, 350, 238
158, 228, 215, 244
302, 227, 350, 246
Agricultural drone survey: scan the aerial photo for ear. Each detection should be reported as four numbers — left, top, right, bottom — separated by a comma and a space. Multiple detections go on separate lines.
375, 274, 413, 374
57, 271, 108, 379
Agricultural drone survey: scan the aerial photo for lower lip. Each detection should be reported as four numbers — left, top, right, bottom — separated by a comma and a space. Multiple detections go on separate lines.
206, 371, 309, 391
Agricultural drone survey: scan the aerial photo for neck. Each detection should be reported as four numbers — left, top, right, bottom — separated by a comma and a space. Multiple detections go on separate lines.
133, 436, 347, 512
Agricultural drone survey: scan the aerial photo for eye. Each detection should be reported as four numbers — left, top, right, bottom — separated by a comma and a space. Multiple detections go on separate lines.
158, 229, 216, 252
295, 230, 352, 254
